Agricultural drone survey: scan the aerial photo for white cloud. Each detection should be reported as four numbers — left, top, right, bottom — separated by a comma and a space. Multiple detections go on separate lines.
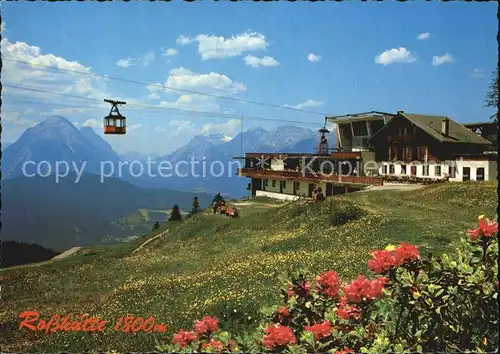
116, 51, 155, 68
432, 53, 453, 66
155, 120, 196, 135
162, 48, 178, 57
159, 94, 220, 112
243, 55, 280, 68
128, 123, 143, 131
308, 53, 321, 62
1, 21, 6, 34
83, 118, 101, 129
148, 92, 160, 100
1, 37, 110, 130
200, 119, 241, 136
146, 82, 163, 92
2, 38, 92, 75
177, 35, 194, 45
375, 47, 417, 65
146, 82, 163, 100
165, 67, 247, 96
3, 111, 38, 128
282, 100, 324, 110
117, 57, 135, 68
178, 31, 269, 60
142, 51, 155, 66
417, 32, 430, 40
471, 68, 486, 78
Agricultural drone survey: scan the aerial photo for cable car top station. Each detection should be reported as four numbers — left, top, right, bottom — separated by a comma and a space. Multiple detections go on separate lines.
103, 99, 127, 135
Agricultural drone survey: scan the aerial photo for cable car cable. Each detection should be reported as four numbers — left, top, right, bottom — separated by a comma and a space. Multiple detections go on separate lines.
3, 57, 331, 116
3, 86, 321, 126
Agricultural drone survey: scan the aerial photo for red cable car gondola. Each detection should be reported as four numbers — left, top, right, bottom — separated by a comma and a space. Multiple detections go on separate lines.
104, 99, 126, 135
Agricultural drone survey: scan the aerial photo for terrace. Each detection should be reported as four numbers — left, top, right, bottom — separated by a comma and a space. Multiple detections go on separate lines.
237, 168, 383, 187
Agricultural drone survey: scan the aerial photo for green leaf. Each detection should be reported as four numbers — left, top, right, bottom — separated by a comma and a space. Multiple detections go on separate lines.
394, 343, 405, 352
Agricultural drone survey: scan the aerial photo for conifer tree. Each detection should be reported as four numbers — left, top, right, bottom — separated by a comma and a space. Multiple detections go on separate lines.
484, 68, 499, 120
168, 205, 182, 222
192, 196, 200, 214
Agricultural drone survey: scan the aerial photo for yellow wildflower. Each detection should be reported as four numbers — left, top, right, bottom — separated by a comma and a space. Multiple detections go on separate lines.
385, 244, 396, 251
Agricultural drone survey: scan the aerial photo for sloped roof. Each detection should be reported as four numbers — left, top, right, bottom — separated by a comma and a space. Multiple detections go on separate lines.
369, 112, 492, 145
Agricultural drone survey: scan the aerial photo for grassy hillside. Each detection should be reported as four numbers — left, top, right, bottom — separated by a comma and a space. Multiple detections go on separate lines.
1, 182, 497, 352
1, 174, 213, 251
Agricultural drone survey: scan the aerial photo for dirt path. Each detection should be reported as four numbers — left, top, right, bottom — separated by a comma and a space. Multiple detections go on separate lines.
132, 229, 169, 253
358, 183, 425, 193
232, 201, 287, 208
51, 247, 82, 261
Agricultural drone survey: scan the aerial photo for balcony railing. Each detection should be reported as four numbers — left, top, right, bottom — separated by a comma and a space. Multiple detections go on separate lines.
237, 168, 383, 186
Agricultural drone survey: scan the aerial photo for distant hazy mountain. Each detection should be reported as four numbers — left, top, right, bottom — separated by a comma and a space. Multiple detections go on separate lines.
2, 174, 213, 251
2, 116, 120, 179
79, 126, 120, 161
121, 151, 160, 161
3, 117, 336, 198
126, 126, 336, 197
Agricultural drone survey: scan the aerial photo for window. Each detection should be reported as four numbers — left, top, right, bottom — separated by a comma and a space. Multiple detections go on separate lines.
405, 147, 411, 161
476, 167, 485, 181
398, 147, 404, 160
388, 147, 396, 160
265, 179, 269, 186
282, 181, 287, 189
422, 165, 429, 176
413, 125, 417, 134
398, 127, 403, 136
389, 164, 395, 174
272, 180, 276, 188
434, 165, 441, 176
351, 121, 368, 136
403, 127, 408, 135
401, 165, 406, 174
463, 167, 470, 181
383, 165, 388, 174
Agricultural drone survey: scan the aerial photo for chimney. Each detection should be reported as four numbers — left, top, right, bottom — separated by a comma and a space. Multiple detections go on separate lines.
441, 118, 450, 136
397, 110, 404, 115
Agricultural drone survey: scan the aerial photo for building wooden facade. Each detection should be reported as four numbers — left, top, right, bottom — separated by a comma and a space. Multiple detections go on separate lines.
236, 110, 497, 200
369, 112, 496, 181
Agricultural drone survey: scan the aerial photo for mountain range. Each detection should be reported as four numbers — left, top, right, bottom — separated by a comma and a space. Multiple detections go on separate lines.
127, 125, 336, 196
3, 116, 336, 197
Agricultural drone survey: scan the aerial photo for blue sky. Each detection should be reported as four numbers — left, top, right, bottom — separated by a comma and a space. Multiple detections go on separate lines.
1, 1, 497, 155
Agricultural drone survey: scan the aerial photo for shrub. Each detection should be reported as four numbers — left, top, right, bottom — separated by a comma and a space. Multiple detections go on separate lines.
329, 201, 365, 227
156, 215, 498, 353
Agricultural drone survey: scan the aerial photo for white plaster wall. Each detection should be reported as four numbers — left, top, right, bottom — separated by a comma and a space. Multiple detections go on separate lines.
378, 159, 495, 181
451, 159, 492, 181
